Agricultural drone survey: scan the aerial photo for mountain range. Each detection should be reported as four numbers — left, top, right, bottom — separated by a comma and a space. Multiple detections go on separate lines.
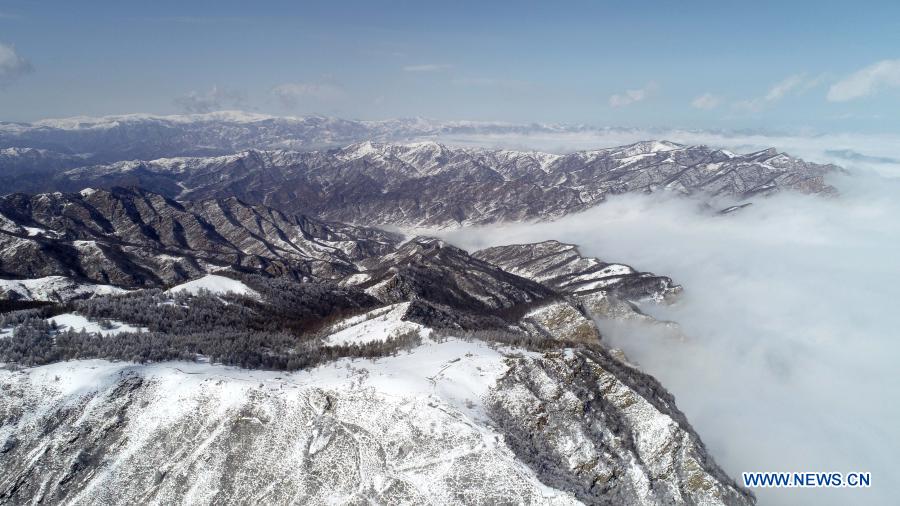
0, 111, 598, 162
0, 185, 755, 504
3, 139, 837, 228
0, 112, 847, 504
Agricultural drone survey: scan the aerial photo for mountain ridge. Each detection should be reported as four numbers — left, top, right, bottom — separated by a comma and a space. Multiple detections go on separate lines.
0, 185, 754, 504
2, 140, 838, 228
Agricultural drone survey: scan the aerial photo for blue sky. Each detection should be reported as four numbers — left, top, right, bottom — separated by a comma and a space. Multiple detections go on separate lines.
1, 0, 899, 132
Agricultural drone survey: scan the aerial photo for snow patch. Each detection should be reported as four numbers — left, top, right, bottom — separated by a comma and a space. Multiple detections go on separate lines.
23, 227, 48, 237
324, 303, 422, 346
339, 141, 381, 160
0, 276, 127, 302
166, 275, 260, 299
48, 313, 146, 337
0, 338, 577, 503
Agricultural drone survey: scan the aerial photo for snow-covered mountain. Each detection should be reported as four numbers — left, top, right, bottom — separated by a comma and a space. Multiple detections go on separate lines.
0, 276, 126, 303
0, 185, 757, 503
0, 339, 752, 505
4, 140, 837, 228
0, 187, 399, 287
0, 113, 814, 503
0, 111, 589, 162
0, 188, 677, 302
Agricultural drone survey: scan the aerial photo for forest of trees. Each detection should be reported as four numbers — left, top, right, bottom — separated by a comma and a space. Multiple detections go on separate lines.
0, 273, 575, 372
0, 319, 423, 370
0, 276, 419, 371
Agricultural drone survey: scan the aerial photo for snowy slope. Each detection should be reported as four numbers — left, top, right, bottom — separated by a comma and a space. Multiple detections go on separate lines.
0, 337, 752, 505
323, 302, 424, 346
0, 339, 581, 505
47, 313, 146, 337
166, 275, 260, 299
0, 276, 127, 302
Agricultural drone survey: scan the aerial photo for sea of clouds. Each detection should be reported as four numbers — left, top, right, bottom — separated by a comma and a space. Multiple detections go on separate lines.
433, 137, 900, 505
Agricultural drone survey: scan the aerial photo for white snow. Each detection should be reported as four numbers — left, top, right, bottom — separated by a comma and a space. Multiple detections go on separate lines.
597, 264, 634, 277
1, 337, 527, 429
0, 339, 579, 504
0, 214, 18, 233
340, 141, 381, 160
556, 265, 635, 292
497, 149, 563, 172
617, 153, 658, 164
28, 110, 279, 130
324, 303, 423, 346
165, 275, 260, 299
0, 147, 44, 156
23, 226, 48, 237
363, 277, 395, 298
48, 313, 146, 337
340, 272, 372, 285
290, 337, 514, 418
703, 162, 724, 173
0, 276, 127, 302
73, 240, 100, 249
647, 140, 681, 152
570, 279, 618, 291
605, 140, 684, 159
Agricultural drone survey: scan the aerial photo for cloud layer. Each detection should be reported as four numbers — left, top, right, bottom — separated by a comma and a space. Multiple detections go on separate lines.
609, 82, 658, 108
173, 86, 247, 114
733, 73, 822, 112
402, 63, 452, 72
271, 82, 345, 109
434, 163, 899, 505
691, 93, 721, 110
828, 59, 900, 102
0, 42, 32, 86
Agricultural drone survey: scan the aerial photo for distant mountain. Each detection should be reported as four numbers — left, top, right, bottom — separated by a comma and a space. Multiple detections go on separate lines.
0, 147, 92, 194
12, 140, 838, 228
0, 111, 593, 162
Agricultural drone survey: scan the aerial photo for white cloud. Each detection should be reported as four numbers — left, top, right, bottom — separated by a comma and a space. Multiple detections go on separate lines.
435, 168, 900, 506
608, 82, 658, 108
765, 74, 807, 101
451, 77, 530, 89
402, 63, 453, 72
0, 42, 32, 86
827, 59, 900, 102
173, 85, 247, 114
734, 74, 823, 112
691, 93, 721, 110
271, 82, 345, 109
